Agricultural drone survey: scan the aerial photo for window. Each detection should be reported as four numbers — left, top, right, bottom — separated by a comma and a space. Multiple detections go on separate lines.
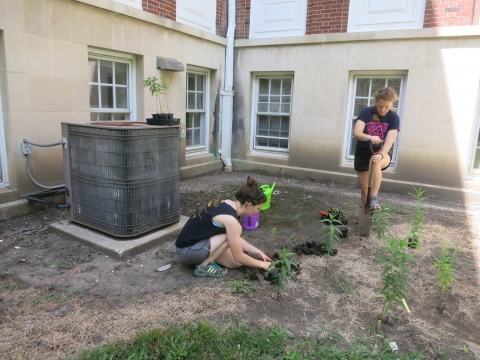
88, 51, 135, 121
186, 70, 208, 150
253, 76, 293, 152
344, 74, 406, 166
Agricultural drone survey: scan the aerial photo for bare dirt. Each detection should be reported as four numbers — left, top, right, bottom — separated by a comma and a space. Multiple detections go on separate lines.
1, 171, 480, 360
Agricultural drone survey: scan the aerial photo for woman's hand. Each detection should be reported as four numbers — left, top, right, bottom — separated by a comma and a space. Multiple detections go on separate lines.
369, 135, 382, 144
371, 153, 383, 164
256, 250, 272, 263
260, 261, 274, 271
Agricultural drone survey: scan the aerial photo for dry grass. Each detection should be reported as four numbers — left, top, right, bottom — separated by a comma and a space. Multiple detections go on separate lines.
0, 282, 245, 359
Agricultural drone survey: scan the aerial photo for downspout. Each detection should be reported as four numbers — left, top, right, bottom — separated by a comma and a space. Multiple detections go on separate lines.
220, 0, 235, 172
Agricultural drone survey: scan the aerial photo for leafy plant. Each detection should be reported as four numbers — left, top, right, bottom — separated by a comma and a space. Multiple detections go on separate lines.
268, 248, 298, 300
143, 75, 170, 114
433, 243, 458, 313
328, 207, 347, 225
269, 226, 277, 245
54, 260, 70, 270
330, 272, 355, 295
344, 195, 355, 223
408, 186, 427, 248
293, 213, 306, 235
371, 204, 393, 254
226, 279, 258, 297
319, 214, 343, 276
376, 237, 418, 321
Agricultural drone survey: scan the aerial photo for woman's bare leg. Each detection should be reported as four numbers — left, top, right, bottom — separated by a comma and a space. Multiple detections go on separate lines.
200, 233, 243, 269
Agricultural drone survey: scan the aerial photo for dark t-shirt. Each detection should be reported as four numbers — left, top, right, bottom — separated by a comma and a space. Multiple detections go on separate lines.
355, 106, 400, 156
175, 199, 238, 248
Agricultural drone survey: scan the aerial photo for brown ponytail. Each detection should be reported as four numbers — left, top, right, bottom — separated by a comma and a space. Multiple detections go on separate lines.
235, 176, 267, 206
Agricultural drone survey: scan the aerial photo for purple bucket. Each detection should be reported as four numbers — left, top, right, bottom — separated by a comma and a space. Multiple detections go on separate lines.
243, 212, 260, 230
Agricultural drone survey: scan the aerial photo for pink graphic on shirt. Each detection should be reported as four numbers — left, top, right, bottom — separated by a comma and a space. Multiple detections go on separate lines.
365, 122, 389, 140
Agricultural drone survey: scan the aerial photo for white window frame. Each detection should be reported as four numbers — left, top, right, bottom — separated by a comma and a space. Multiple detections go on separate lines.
185, 67, 210, 155
342, 71, 407, 169
250, 73, 293, 158
467, 80, 480, 175
0, 90, 8, 188
88, 48, 136, 122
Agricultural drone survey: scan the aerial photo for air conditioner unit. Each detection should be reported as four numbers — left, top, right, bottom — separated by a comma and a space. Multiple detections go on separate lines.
61, 122, 180, 237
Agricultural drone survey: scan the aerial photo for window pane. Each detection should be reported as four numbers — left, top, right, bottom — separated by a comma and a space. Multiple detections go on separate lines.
193, 129, 200, 145
100, 60, 113, 84
115, 63, 127, 85
269, 138, 279, 147
280, 139, 288, 148
113, 113, 127, 120
281, 95, 291, 103
258, 116, 269, 130
186, 113, 193, 128
271, 79, 281, 95
186, 131, 192, 147
258, 103, 268, 112
356, 78, 370, 97
281, 104, 290, 113
256, 137, 268, 146
371, 78, 387, 94
354, 98, 369, 116
90, 113, 98, 121
270, 95, 280, 104
196, 74, 204, 91
270, 103, 280, 113
187, 93, 195, 109
387, 78, 401, 95
196, 93, 204, 109
270, 118, 280, 131
281, 117, 290, 131
116, 87, 127, 108
259, 79, 269, 94
187, 73, 195, 91
259, 95, 269, 102
88, 59, 98, 83
282, 79, 291, 95
101, 86, 113, 108
90, 85, 99, 108
98, 113, 111, 121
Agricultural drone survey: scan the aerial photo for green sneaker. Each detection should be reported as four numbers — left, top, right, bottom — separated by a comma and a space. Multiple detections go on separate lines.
194, 262, 228, 278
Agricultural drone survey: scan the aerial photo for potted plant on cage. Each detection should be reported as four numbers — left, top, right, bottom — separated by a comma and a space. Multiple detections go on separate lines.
143, 75, 177, 124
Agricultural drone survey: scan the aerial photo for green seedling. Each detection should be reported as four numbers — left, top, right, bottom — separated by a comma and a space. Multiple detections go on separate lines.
376, 237, 418, 321
433, 243, 458, 313
54, 260, 70, 270
269, 226, 277, 245
319, 214, 343, 276
226, 279, 258, 297
330, 272, 355, 295
328, 207, 347, 224
143, 75, 170, 114
268, 247, 298, 300
371, 204, 393, 254
293, 213, 306, 235
408, 186, 426, 248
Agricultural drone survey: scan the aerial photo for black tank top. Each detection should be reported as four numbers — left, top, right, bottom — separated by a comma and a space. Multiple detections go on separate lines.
175, 199, 238, 248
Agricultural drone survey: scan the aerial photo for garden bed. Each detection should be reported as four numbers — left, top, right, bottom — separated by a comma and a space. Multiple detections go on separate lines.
0, 171, 479, 359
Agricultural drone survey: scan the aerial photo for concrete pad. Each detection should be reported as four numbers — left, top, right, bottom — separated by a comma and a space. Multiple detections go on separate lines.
49, 216, 189, 259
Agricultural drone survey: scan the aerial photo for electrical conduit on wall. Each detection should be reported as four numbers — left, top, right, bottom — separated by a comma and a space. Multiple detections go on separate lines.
220, 0, 235, 171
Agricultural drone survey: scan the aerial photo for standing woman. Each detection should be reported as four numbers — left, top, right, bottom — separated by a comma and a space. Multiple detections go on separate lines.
354, 87, 400, 209
175, 177, 272, 278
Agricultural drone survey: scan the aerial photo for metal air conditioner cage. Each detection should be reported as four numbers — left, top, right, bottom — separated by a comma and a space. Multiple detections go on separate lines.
62, 122, 180, 237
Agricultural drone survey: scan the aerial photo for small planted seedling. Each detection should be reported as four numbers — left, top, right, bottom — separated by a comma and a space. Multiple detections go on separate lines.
371, 204, 393, 254
269, 226, 277, 245
407, 186, 426, 249
433, 243, 458, 313
328, 207, 348, 225
226, 279, 258, 297
293, 213, 307, 236
376, 237, 418, 326
268, 247, 298, 300
319, 214, 343, 276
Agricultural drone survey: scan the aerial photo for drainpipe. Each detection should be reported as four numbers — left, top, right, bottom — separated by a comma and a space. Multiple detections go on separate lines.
220, 0, 235, 172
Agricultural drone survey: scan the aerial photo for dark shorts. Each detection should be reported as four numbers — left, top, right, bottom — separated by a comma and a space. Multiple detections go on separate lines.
176, 239, 211, 265
354, 153, 391, 172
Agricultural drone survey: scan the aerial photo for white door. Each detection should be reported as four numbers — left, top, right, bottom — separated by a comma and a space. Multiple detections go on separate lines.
348, 0, 426, 32
176, 0, 216, 34
250, 0, 308, 39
